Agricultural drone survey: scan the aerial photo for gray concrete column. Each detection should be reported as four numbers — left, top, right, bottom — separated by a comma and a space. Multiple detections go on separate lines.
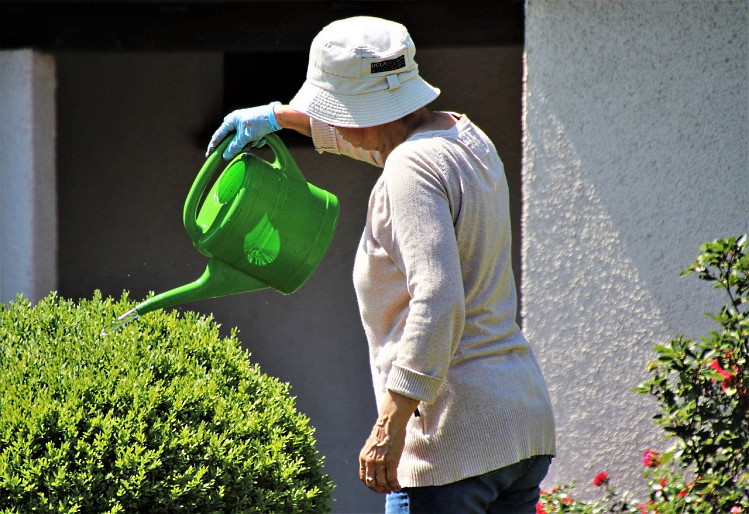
0, 50, 57, 303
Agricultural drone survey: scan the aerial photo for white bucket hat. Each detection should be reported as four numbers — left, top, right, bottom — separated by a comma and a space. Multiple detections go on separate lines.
289, 16, 440, 128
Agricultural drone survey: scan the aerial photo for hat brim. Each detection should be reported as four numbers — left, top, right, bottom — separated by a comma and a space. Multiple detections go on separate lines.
289, 76, 440, 128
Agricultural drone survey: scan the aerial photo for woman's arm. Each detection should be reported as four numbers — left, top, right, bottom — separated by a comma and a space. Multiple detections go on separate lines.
275, 104, 386, 166
359, 390, 420, 494
273, 104, 312, 137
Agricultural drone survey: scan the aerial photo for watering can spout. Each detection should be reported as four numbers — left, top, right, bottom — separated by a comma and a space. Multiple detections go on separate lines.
134, 259, 269, 317
104, 133, 339, 336
103, 260, 267, 336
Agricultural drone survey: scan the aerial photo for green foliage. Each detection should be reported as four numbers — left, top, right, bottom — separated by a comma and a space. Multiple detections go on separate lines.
0, 292, 333, 513
538, 235, 748, 513
636, 235, 748, 510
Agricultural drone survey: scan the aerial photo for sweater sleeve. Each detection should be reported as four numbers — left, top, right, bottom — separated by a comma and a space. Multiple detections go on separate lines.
309, 118, 384, 167
380, 143, 465, 404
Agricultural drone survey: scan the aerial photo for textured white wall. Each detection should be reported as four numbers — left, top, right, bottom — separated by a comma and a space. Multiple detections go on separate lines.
523, 0, 748, 498
0, 50, 57, 303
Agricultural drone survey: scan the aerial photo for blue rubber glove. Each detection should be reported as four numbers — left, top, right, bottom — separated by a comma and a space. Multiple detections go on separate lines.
206, 101, 282, 160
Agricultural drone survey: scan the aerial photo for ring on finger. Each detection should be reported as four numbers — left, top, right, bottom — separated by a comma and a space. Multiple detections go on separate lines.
365, 476, 374, 482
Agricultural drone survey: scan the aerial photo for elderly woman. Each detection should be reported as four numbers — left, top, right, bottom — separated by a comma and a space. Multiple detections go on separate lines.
207, 16, 555, 514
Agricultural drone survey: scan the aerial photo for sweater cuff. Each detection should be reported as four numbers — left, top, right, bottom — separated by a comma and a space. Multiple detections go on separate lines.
386, 364, 444, 404
310, 118, 340, 154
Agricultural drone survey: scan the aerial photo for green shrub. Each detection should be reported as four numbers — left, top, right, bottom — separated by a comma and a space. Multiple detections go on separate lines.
0, 292, 333, 513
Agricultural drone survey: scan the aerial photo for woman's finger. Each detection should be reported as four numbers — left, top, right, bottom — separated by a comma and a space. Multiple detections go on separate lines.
206, 122, 233, 156
384, 461, 401, 492
374, 463, 388, 490
360, 451, 377, 490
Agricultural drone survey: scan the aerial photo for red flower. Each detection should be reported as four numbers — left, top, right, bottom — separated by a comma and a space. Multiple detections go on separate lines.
535, 502, 547, 514
592, 471, 609, 487
730, 507, 742, 514
708, 357, 744, 393
637, 500, 656, 513
678, 488, 688, 498
659, 478, 667, 487
641, 449, 661, 468
562, 497, 573, 504
709, 358, 735, 381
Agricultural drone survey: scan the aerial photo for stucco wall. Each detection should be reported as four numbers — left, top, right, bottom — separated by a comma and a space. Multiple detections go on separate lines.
0, 50, 57, 303
523, 0, 748, 498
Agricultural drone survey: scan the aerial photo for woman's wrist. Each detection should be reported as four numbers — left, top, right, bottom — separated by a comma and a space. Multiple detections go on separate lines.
273, 104, 312, 137
377, 390, 420, 436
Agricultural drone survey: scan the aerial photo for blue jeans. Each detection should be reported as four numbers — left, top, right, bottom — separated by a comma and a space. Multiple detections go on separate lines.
385, 455, 552, 514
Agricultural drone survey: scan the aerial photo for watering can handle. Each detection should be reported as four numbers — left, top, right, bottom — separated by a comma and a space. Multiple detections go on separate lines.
183, 133, 305, 242
183, 135, 234, 243
264, 133, 306, 183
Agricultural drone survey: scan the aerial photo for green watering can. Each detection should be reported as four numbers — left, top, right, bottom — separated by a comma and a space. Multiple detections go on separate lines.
107, 133, 339, 333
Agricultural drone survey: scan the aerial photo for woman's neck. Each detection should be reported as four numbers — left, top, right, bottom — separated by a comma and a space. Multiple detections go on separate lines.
379, 109, 457, 161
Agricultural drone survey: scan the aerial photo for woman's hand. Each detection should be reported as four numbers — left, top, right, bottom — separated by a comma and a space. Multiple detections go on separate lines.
206, 102, 282, 160
359, 390, 420, 494
206, 104, 313, 160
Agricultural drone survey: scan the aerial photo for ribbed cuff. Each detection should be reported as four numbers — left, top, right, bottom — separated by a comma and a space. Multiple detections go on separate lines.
310, 118, 340, 154
386, 364, 443, 404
